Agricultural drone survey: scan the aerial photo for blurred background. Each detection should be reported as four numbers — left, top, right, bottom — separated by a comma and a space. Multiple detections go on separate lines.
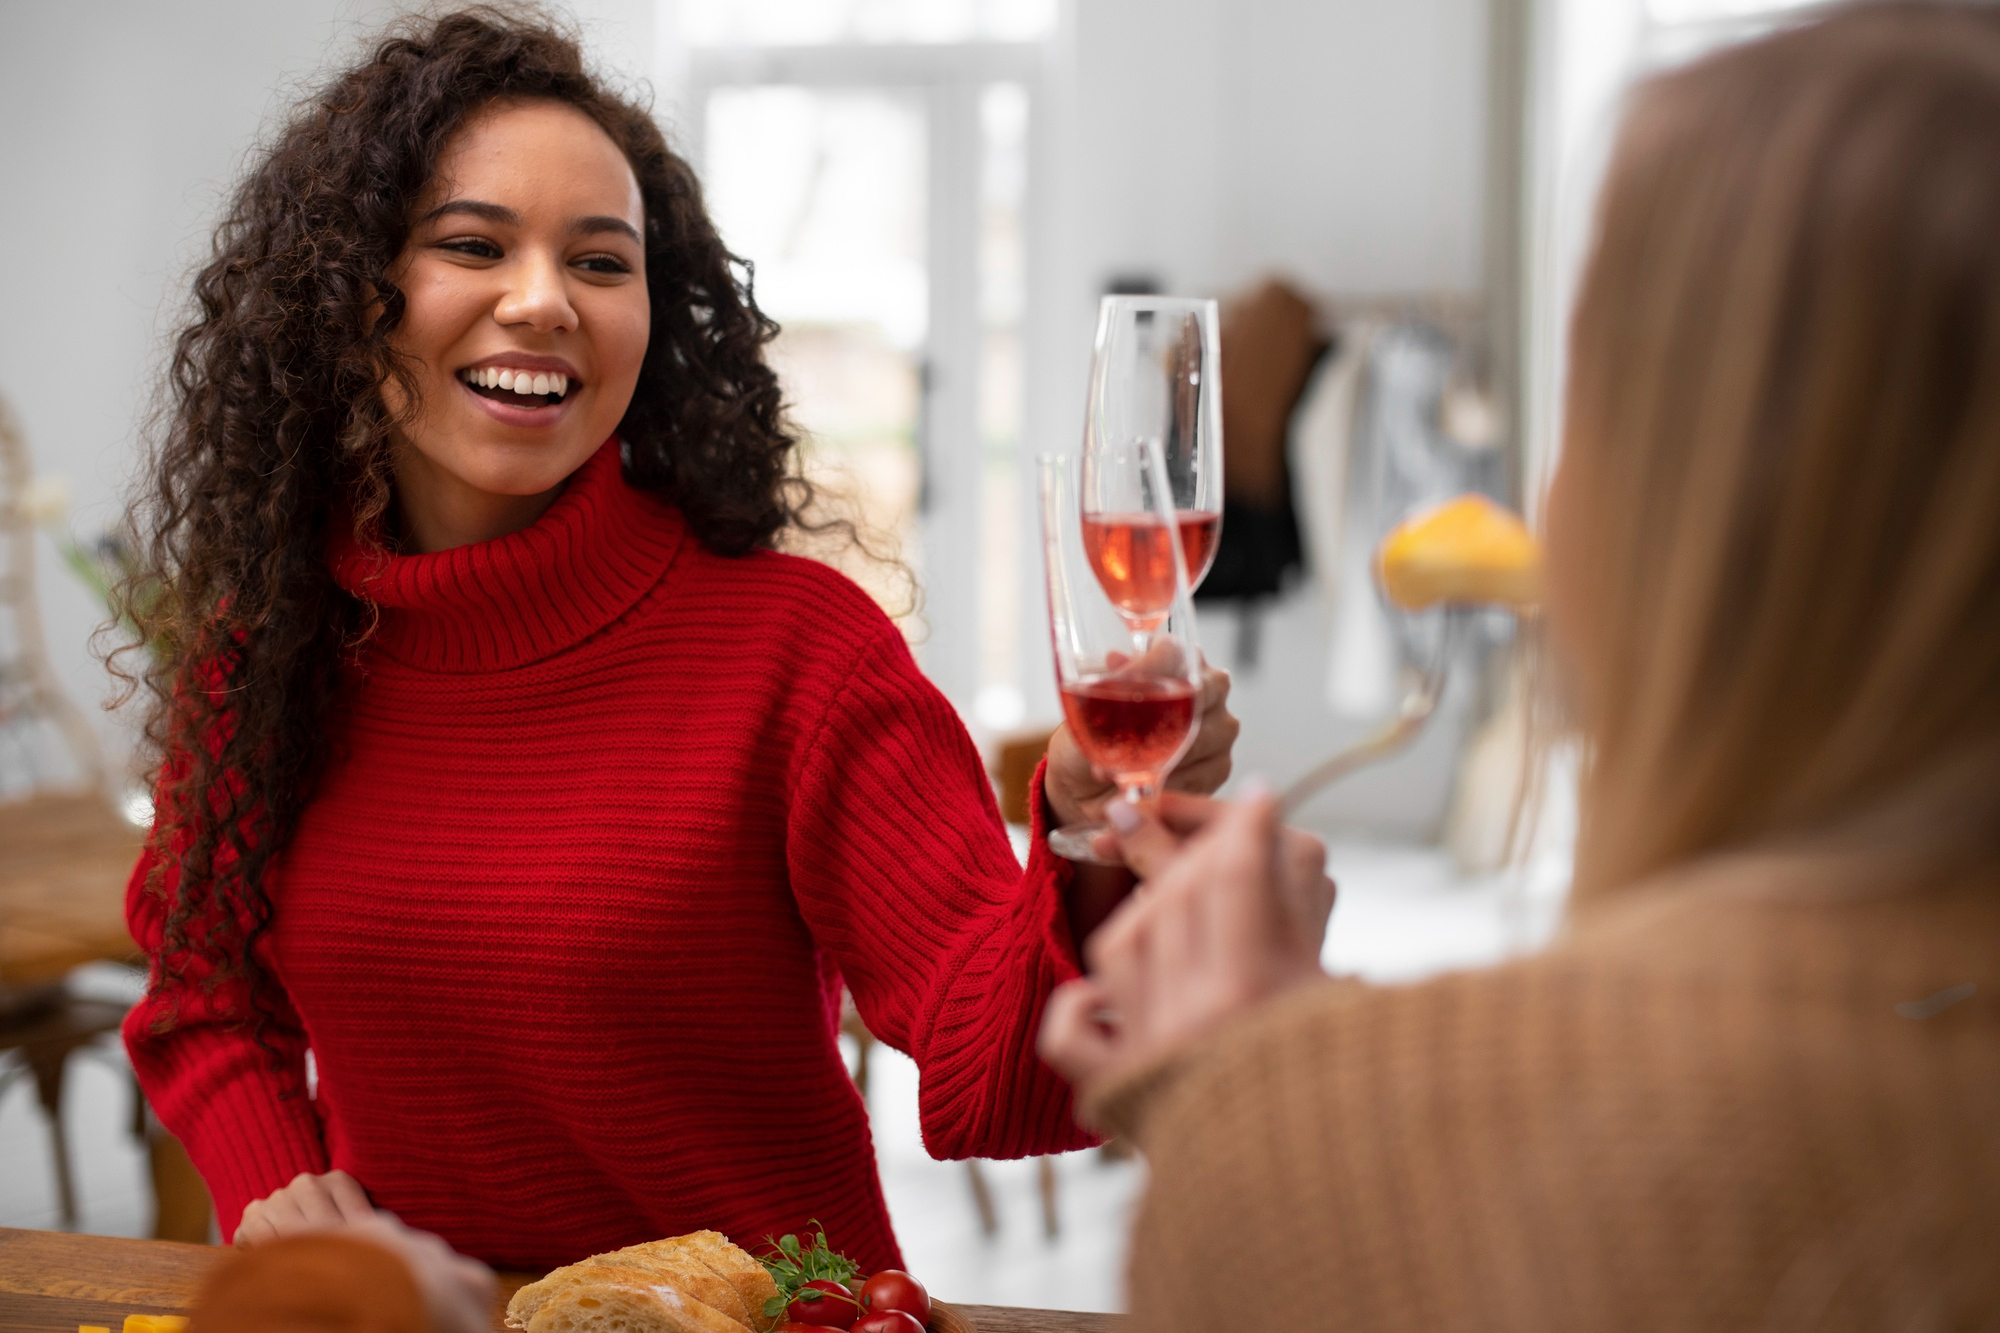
0, 0, 1830, 1311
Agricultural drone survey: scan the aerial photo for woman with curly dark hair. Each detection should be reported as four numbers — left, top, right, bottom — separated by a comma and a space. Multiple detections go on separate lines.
119, 7, 1237, 1270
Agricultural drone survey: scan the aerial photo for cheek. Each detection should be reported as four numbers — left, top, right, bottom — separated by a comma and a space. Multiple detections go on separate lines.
594, 287, 651, 385
388, 266, 482, 379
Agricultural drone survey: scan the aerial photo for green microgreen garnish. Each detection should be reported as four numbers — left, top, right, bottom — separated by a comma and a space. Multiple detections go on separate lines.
756, 1222, 863, 1323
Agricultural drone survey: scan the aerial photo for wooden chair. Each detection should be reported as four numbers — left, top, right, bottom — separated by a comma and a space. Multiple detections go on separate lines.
0, 392, 213, 1241
991, 729, 1056, 828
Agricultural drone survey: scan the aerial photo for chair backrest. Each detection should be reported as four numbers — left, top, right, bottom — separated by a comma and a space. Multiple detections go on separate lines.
0, 392, 107, 800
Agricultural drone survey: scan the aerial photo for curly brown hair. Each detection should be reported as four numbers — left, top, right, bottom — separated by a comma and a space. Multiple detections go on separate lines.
122, 7, 809, 1052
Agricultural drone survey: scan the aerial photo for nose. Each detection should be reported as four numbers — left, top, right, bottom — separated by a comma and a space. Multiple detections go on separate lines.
494, 248, 578, 333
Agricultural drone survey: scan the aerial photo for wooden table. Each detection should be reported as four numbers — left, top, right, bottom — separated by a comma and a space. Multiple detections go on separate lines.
0, 794, 145, 990
0, 1229, 1118, 1333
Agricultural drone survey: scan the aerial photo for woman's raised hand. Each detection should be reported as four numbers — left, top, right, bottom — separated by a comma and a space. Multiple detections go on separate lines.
1044, 665, 1239, 829
1039, 787, 1334, 1092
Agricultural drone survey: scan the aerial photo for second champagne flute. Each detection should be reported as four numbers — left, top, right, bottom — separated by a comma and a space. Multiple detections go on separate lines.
1080, 295, 1224, 635
1041, 446, 1203, 863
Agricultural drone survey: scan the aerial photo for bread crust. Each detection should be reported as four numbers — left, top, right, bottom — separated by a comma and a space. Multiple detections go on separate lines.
523, 1281, 749, 1333
660, 1233, 781, 1332
505, 1232, 778, 1333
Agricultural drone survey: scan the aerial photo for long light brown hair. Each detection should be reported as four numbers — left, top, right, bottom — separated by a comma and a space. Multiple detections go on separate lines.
1557, 2, 2000, 898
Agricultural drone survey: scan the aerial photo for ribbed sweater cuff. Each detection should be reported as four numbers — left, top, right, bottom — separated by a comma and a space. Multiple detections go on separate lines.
1026, 757, 1084, 970
131, 1022, 329, 1239
917, 761, 1097, 1159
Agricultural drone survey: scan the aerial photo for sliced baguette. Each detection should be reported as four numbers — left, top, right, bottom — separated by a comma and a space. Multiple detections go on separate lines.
506, 1232, 778, 1333
646, 1233, 781, 1332
509, 1263, 699, 1330
524, 1281, 749, 1333
582, 1250, 752, 1328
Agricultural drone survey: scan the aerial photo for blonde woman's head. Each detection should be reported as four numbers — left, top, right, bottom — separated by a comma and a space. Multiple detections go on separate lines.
1550, 2, 2000, 896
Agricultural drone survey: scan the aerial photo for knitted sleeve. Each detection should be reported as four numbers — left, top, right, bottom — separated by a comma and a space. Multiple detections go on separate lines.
786, 623, 1096, 1161
1096, 893, 2000, 1333
1103, 968, 1685, 1333
123, 842, 329, 1240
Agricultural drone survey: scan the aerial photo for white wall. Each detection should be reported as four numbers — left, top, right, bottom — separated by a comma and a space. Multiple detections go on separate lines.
1066, 0, 1488, 300
0, 0, 649, 788
1018, 0, 1492, 836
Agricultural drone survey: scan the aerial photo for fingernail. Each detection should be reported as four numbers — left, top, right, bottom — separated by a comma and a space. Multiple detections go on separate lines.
1238, 774, 1272, 801
1107, 801, 1142, 833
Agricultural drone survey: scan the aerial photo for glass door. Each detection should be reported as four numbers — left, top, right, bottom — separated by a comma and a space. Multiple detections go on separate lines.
688, 42, 1037, 719
701, 85, 930, 624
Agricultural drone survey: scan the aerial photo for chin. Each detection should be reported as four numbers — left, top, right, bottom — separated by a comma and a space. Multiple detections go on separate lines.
443, 426, 607, 495
466, 455, 597, 499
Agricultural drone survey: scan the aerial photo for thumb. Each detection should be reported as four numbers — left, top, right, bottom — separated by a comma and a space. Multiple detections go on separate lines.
1105, 799, 1185, 881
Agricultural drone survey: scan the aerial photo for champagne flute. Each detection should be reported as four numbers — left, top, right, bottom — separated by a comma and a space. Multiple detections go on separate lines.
1040, 445, 1204, 863
1080, 296, 1224, 634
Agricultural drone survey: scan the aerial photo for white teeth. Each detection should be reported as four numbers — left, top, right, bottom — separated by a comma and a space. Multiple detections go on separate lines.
464, 367, 571, 398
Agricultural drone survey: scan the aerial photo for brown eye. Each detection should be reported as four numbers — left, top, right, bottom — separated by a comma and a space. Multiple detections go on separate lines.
440, 237, 502, 259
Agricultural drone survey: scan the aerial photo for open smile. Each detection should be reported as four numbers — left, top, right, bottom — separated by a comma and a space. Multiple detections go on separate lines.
457, 364, 579, 409
454, 358, 586, 427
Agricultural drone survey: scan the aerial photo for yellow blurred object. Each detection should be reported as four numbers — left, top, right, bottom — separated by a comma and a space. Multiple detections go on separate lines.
1377, 494, 1542, 611
121, 1318, 189, 1333
78, 1326, 111, 1333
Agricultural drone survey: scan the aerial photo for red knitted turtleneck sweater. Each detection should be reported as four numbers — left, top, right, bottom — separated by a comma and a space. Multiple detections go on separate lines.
124, 440, 1091, 1271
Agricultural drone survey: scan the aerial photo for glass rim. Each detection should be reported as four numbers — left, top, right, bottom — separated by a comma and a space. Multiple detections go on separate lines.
1095, 293, 1219, 317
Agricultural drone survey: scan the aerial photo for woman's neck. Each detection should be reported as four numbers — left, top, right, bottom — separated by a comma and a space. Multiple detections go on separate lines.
389, 443, 568, 554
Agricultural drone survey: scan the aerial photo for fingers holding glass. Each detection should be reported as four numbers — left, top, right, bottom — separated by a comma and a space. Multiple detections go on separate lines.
1041, 447, 1204, 863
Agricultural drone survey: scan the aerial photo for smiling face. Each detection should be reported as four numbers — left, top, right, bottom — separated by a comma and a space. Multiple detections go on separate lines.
381, 97, 649, 551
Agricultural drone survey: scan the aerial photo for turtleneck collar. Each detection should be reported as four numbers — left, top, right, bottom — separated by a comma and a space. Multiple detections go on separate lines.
331, 438, 685, 672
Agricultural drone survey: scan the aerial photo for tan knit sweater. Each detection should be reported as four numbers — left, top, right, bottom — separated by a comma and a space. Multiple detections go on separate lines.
1087, 856, 1999, 1330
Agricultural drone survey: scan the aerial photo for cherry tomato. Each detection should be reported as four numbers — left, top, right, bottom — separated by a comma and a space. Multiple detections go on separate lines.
861, 1270, 931, 1326
787, 1279, 859, 1329
854, 1313, 925, 1333
779, 1325, 847, 1333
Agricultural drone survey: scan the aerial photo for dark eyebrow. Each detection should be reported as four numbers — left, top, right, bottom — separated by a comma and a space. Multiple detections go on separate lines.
572, 215, 643, 244
420, 199, 518, 227
418, 199, 641, 246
